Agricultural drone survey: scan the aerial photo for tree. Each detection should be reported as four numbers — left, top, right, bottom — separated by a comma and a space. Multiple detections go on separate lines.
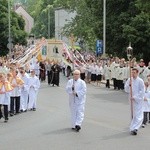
0, 0, 27, 56
55, 0, 150, 63
25, 0, 55, 39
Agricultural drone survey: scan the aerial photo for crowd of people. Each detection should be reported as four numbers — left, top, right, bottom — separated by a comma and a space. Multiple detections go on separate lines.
62, 55, 150, 134
1, 46, 150, 136
0, 58, 40, 123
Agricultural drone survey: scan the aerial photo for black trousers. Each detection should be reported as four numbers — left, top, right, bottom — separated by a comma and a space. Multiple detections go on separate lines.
0, 104, 8, 120
80, 73, 85, 80
106, 79, 110, 88
143, 112, 149, 124
47, 71, 52, 84
112, 78, 117, 89
118, 80, 124, 90
10, 96, 20, 114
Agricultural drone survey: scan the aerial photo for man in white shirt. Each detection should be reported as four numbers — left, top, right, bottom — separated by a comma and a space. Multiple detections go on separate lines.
125, 68, 145, 135
66, 70, 87, 132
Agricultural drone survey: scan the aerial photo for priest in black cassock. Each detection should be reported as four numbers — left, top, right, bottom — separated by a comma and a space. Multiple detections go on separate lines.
51, 62, 61, 86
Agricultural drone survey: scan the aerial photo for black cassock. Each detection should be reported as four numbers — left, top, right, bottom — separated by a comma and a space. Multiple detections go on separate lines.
51, 64, 60, 86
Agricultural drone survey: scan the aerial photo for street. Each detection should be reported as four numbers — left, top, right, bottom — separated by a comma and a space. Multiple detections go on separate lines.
0, 75, 150, 150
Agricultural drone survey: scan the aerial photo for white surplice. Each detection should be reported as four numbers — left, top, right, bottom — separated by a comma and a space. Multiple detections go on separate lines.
125, 77, 145, 131
28, 75, 40, 109
20, 74, 29, 111
66, 78, 87, 128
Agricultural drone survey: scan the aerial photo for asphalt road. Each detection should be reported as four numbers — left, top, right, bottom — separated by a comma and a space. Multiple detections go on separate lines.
0, 75, 150, 150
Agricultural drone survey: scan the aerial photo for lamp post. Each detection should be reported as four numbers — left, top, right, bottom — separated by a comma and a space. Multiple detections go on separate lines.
103, 0, 106, 55
48, 7, 50, 39
8, 0, 11, 56
29, 34, 35, 46
126, 42, 133, 119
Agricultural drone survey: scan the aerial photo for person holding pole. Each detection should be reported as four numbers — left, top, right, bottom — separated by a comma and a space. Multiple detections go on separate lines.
66, 70, 87, 132
125, 68, 145, 135
124, 44, 145, 135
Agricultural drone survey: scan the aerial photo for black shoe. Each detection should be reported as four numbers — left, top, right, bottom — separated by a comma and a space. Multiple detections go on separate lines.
20, 109, 23, 113
142, 124, 145, 128
130, 129, 137, 135
33, 108, 36, 111
10, 113, 14, 117
75, 125, 81, 132
71, 128, 75, 130
4, 118, 8, 123
15, 112, 20, 115
24, 110, 27, 112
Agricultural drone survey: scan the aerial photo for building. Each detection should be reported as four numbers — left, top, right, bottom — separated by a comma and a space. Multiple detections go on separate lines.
15, 4, 34, 33
55, 8, 76, 45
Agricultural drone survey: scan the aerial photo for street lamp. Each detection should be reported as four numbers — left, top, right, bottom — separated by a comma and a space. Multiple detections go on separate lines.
103, 0, 106, 55
8, 0, 12, 56
47, 5, 53, 39
29, 34, 35, 45
126, 42, 133, 119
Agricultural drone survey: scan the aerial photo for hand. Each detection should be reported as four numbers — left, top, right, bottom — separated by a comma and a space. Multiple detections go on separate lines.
72, 86, 74, 91
0, 91, 5, 94
72, 92, 77, 96
12, 84, 17, 87
131, 98, 135, 101
144, 98, 147, 101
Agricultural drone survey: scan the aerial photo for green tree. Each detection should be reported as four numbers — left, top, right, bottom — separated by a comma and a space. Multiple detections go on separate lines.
55, 0, 150, 63
26, 0, 55, 39
0, 0, 27, 56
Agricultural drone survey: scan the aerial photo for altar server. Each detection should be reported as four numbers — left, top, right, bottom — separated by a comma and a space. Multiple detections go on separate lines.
0, 73, 13, 122
66, 70, 87, 132
125, 68, 145, 135
28, 70, 40, 111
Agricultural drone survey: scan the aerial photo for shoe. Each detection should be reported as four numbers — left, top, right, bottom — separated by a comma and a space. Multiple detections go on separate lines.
142, 124, 145, 128
10, 113, 14, 117
15, 112, 20, 115
33, 108, 36, 111
130, 129, 137, 135
4, 119, 8, 123
24, 110, 27, 112
75, 125, 81, 132
71, 128, 75, 130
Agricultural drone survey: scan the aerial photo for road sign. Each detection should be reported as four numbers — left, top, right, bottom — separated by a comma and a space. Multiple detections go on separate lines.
96, 40, 103, 56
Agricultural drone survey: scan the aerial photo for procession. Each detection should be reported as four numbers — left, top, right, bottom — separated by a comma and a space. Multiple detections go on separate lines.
1, 0, 150, 149
1, 45, 150, 136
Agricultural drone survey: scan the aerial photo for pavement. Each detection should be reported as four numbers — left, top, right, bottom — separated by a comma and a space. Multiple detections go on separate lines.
0, 74, 150, 150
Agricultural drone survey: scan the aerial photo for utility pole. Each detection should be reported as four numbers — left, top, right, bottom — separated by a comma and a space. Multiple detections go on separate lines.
48, 8, 50, 39
103, 0, 106, 55
8, 0, 12, 56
